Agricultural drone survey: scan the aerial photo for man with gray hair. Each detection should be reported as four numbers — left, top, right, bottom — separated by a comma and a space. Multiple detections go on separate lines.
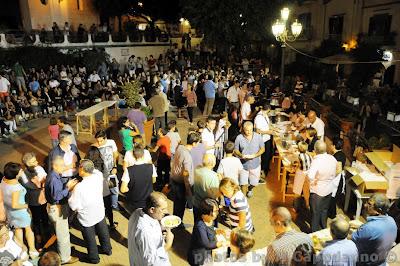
68, 159, 112, 263
45, 156, 79, 264
193, 154, 221, 222
352, 193, 397, 266
266, 207, 313, 265
307, 140, 338, 232
234, 121, 265, 198
47, 130, 80, 182
305, 110, 325, 140
317, 215, 358, 265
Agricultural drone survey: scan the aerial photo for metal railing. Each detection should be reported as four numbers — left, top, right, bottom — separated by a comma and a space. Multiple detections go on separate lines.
0, 31, 174, 49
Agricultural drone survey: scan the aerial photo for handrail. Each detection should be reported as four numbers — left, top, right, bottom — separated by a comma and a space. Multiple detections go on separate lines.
0, 32, 184, 49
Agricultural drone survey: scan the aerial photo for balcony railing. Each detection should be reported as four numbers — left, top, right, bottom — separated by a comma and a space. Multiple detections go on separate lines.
0, 31, 172, 49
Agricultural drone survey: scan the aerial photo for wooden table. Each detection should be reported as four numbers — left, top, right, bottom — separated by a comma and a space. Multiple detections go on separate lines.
75, 101, 118, 135
272, 130, 301, 203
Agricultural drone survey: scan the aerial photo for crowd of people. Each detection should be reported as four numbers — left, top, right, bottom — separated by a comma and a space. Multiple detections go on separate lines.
0, 45, 399, 266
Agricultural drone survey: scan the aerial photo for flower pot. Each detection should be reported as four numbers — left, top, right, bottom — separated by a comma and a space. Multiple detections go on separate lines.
143, 119, 154, 146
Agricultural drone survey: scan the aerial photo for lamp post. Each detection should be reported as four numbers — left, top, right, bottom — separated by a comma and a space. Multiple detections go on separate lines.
272, 7, 302, 90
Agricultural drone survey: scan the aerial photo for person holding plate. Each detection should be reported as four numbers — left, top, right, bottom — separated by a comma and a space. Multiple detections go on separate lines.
187, 198, 226, 266
128, 192, 173, 266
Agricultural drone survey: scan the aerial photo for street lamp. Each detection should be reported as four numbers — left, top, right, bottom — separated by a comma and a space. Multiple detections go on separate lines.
272, 7, 302, 90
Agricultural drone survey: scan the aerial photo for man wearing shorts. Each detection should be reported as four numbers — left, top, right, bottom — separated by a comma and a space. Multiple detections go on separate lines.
234, 121, 265, 198
13, 62, 27, 92
0, 73, 10, 100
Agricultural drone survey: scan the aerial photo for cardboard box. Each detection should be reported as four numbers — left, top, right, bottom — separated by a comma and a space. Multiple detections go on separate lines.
350, 172, 388, 195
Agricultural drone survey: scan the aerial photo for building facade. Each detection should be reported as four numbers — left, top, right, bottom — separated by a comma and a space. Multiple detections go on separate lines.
19, 0, 99, 31
291, 0, 400, 84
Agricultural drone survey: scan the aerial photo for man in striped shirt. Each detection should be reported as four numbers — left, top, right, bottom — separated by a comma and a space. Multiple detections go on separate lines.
266, 207, 313, 266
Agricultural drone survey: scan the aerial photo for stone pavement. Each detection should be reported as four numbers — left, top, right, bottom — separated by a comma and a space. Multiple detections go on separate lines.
1, 109, 400, 265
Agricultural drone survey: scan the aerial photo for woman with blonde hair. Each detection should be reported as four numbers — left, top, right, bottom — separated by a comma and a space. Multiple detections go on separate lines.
229, 229, 256, 262
219, 178, 254, 232
205, 228, 263, 265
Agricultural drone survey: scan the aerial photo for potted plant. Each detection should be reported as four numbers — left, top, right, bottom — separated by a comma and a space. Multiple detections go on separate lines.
121, 80, 154, 145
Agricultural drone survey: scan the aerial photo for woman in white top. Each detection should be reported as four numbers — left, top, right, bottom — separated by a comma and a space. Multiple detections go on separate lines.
123, 135, 153, 169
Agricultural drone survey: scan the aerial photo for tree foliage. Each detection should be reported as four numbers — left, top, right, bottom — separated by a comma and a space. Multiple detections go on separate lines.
181, 0, 288, 54
121, 80, 143, 108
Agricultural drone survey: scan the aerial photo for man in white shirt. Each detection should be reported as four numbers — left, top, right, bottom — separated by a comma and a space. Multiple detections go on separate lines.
254, 103, 274, 177
69, 160, 112, 263
49, 79, 60, 89
166, 121, 181, 156
94, 130, 119, 228
307, 140, 338, 232
0, 73, 10, 100
201, 116, 222, 155
240, 95, 257, 122
128, 192, 173, 266
306, 110, 325, 140
88, 70, 101, 83
217, 141, 243, 184
226, 80, 240, 109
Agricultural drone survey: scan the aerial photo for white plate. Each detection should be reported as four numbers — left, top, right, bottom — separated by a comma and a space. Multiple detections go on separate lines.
161, 215, 182, 228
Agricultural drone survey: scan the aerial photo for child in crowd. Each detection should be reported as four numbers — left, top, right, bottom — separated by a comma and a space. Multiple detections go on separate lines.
217, 141, 243, 184
297, 141, 312, 172
108, 168, 119, 211
151, 128, 171, 189
196, 120, 206, 134
305, 127, 318, 152
48, 117, 59, 148
166, 120, 181, 157
292, 141, 313, 211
